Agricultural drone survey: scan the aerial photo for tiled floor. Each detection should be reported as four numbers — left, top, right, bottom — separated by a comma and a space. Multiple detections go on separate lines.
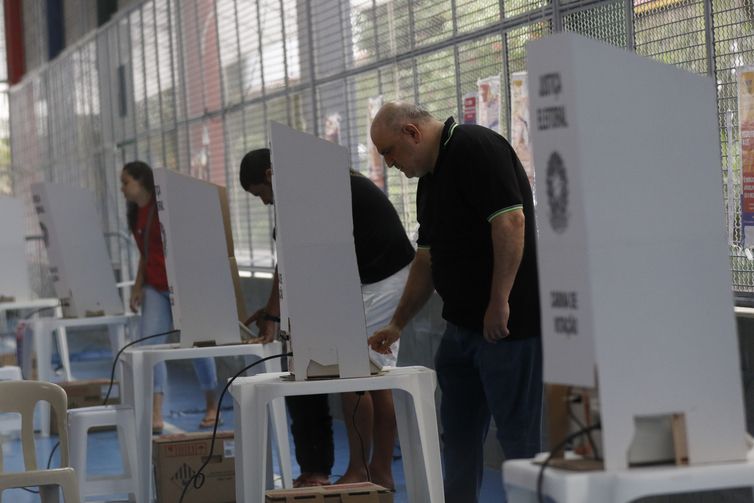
1, 344, 506, 502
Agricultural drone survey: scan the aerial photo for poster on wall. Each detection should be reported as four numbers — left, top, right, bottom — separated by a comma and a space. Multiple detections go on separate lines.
323, 112, 343, 145
367, 96, 386, 191
739, 66, 754, 247
463, 92, 477, 124
477, 75, 501, 132
510, 71, 535, 200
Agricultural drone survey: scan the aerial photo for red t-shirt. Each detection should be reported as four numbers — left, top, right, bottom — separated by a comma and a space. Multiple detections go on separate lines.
132, 200, 169, 292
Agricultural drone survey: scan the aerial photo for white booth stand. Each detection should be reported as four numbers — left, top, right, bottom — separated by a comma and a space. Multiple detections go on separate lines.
26, 183, 135, 435
30, 183, 124, 320
231, 366, 443, 503
0, 195, 34, 303
0, 196, 61, 368
86, 169, 291, 503
230, 123, 444, 503
120, 342, 289, 503
504, 32, 753, 502
504, 454, 754, 503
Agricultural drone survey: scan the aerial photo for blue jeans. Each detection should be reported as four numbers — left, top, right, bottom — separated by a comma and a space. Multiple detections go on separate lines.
140, 286, 218, 394
435, 322, 543, 503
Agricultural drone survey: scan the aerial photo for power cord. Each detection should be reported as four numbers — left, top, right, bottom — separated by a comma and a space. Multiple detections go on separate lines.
22, 302, 62, 320
536, 422, 602, 503
565, 389, 600, 460
104, 330, 180, 405
43, 330, 180, 472
178, 352, 293, 503
353, 391, 371, 482
46, 441, 60, 470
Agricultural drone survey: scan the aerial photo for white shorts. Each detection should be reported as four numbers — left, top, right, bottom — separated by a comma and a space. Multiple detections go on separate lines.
362, 264, 410, 368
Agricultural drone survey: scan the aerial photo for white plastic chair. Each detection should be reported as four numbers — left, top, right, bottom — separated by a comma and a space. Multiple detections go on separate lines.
0, 380, 81, 502
68, 405, 139, 501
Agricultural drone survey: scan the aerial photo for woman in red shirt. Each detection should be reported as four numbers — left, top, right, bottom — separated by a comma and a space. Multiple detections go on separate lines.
121, 161, 219, 433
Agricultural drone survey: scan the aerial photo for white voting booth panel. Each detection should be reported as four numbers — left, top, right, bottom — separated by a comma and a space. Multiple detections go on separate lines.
153, 168, 240, 347
269, 121, 371, 380
31, 183, 123, 318
528, 33, 748, 470
0, 196, 31, 302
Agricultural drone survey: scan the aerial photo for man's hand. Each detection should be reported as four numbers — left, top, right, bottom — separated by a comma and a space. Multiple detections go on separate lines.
244, 307, 278, 344
368, 323, 401, 354
129, 285, 143, 313
483, 300, 510, 343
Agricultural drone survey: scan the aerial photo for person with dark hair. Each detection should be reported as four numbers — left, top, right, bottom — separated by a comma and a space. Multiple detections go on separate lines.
240, 148, 415, 489
368, 102, 543, 503
120, 161, 221, 433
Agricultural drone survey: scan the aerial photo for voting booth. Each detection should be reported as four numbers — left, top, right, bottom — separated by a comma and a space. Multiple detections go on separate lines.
31, 183, 123, 318
269, 121, 372, 380
153, 168, 245, 347
0, 196, 31, 303
527, 32, 748, 471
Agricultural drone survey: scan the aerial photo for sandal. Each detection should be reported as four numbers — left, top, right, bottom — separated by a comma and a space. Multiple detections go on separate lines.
199, 416, 222, 429
152, 422, 164, 435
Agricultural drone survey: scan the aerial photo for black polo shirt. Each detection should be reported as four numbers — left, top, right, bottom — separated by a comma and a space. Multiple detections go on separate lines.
273, 171, 414, 285
416, 117, 540, 338
350, 170, 415, 284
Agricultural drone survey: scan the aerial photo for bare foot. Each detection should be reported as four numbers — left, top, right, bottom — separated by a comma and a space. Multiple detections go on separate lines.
335, 468, 393, 491
369, 474, 395, 491
368, 465, 394, 491
334, 469, 369, 486
293, 472, 331, 487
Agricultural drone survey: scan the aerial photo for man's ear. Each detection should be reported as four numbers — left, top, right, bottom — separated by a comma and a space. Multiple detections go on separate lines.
402, 124, 421, 143
265, 168, 272, 184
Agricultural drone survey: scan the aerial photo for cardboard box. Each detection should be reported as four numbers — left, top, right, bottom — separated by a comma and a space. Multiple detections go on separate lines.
153, 431, 236, 503
0, 352, 17, 367
265, 482, 394, 503
218, 186, 247, 323
50, 379, 119, 435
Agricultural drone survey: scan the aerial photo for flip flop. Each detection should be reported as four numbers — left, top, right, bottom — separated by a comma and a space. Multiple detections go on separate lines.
199, 416, 223, 429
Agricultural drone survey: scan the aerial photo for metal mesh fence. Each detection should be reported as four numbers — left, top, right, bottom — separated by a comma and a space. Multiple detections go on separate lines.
7, 0, 754, 294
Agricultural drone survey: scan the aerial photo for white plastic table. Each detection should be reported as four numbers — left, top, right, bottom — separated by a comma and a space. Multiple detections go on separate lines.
22, 312, 137, 436
230, 365, 445, 503
120, 341, 289, 503
1, 299, 61, 363
503, 453, 754, 502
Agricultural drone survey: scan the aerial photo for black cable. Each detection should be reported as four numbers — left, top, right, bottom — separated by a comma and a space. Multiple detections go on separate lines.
20, 487, 39, 494
353, 391, 371, 482
22, 302, 62, 320
178, 352, 293, 503
536, 422, 602, 503
103, 330, 180, 405
46, 440, 60, 469
565, 389, 600, 460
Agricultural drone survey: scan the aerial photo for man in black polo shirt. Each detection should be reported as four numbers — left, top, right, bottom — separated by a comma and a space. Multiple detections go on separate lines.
239, 148, 414, 490
368, 102, 542, 503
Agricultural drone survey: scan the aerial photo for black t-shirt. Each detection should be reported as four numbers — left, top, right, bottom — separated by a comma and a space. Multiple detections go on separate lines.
350, 171, 415, 284
416, 117, 540, 338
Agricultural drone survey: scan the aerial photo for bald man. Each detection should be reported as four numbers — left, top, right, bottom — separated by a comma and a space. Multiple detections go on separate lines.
368, 102, 542, 503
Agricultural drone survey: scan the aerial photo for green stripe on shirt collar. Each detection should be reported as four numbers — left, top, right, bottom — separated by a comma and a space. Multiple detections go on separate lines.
443, 122, 459, 146
487, 204, 523, 222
